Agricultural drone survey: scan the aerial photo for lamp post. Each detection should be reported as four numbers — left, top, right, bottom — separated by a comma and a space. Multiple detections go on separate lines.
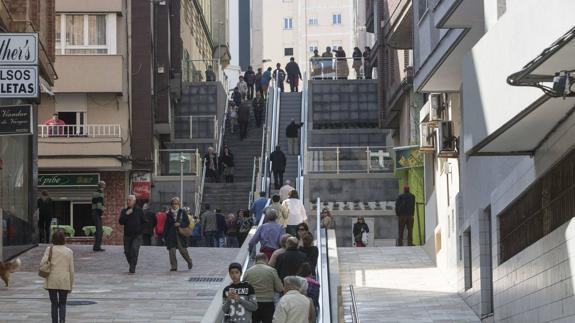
179, 153, 187, 205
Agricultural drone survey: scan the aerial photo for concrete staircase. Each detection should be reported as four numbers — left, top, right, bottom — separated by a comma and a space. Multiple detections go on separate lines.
202, 102, 264, 214
277, 92, 303, 186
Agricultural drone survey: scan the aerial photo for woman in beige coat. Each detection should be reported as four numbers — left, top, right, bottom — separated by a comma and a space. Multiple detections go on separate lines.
40, 229, 74, 323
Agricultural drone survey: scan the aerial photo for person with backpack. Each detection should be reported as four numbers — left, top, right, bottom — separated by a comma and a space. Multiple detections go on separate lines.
273, 63, 286, 93
261, 67, 272, 98
244, 66, 256, 100
285, 57, 302, 92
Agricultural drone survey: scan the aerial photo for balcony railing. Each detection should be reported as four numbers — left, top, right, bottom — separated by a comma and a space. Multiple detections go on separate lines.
307, 146, 394, 174
309, 57, 374, 80
38, 124, 121, 138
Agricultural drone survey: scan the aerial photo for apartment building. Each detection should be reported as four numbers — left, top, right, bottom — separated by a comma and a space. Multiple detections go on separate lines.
0, 0, 56, 260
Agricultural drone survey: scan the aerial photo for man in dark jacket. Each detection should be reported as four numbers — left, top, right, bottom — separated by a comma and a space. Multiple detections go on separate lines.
215, 209, 228, 248
253, 92, 265, 127
272, 63, 286, 92
119, 195, 146, 274
285, 119, 304, 155
275, 237, 308, 280
37, 190, 54, 243
91, 181, 106, 252
285, 57, 302, 92
142, 204, 157, 246
238, 101, 251, 140
255, 67, 263, 96
205, 65, 216, 81
395, 186, 416, 246
244, 66, 256, 99
270, 145, 287, 189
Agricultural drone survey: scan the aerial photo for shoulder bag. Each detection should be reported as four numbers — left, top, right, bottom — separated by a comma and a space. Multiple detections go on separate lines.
177, 211, 193, 237
38, 246, 53, 278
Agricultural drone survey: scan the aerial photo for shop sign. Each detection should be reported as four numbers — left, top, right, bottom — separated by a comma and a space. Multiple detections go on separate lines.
0, 33, 39, 99
131, 173, 151, 200
0, 66, 38, 98
0, 33, 38, 65
38, 174, 100, 187
0, 105, 33, 136
394, 145, 424, 171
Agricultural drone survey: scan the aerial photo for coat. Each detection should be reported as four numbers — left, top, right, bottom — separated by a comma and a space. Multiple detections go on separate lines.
238, 103, 250, 123
163, 208, 191, 249
41, 245, 74, 291
395, 192, 416, 217
118, 207, 146, 236
270, 149, 287, 172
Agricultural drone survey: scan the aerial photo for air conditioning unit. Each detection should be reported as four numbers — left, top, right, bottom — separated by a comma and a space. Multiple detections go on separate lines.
429, 93, 446, 122
419, 122, 435, 152
436, 121, 457, 158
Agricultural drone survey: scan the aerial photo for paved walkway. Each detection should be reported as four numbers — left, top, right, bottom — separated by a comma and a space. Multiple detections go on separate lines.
339, 247, 481, 323
0, 244, 239, 322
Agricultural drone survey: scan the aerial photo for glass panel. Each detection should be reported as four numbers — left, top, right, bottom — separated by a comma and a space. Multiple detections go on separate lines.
65, 15, 84, 46
88, 15, 106, 46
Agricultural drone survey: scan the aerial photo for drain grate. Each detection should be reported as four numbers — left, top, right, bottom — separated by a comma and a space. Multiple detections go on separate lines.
67, 300, 97, 306
188, 276, 224, 284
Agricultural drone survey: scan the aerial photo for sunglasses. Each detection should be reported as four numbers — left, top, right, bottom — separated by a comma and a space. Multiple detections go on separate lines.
298, 228, 307, 231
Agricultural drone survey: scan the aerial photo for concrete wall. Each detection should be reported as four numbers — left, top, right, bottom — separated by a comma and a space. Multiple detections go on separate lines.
333, 214, 398, 247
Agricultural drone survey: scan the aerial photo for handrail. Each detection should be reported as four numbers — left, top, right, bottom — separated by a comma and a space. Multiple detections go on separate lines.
316, 197, 332, 323
249, 156, 257, 208
307, 146, 394, 174
349, 284, 360, 323
194, 161, 206, 217
309, 56, 368, 80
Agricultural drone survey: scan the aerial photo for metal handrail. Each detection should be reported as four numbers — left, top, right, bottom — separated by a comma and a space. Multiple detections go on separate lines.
307, 146, 394, 174
194, 162, 207, 217
316, 197, 332, 323
309, 56, 368, 80
249, 156, 257, 208
349, 284, 360, 323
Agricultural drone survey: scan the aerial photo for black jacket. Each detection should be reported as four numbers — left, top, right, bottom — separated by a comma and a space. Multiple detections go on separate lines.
219, 153, 235, 168
286, 122, 303, 138
285, 62, 301, 78
353, 222, 369, 242
270, 149, 287, 172
275, 248, 309, 280
37, 198, 54, 220
299, 246, 319, 272
244, 69, 256, 85
119, 207, 146, 236
253, 97, 265, 112
164, 208, 191, 249
143, 210, 157, 234
238, 103, 250, 123
395, 192, 416, 217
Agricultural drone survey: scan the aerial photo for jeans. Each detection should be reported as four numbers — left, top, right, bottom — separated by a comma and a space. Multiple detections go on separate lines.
48, 289, 68, 323
169, 236, 193, 270
91, 211, 103, 250
204, 231, 219, 247
39, 216, 52, 243
397, 215, 414, 246
273, 170, 284, 189
252, 302, 275, 323
123, 235, 142, 271
247, 84, 254, 99
288, 137, 299, 155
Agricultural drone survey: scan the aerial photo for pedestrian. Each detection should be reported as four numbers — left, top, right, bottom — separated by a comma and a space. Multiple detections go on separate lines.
285, 57, 302, 92
201, 204, 219, 247
40, 229, 74, 323
118, 195, 145, 274
219, 145, 235, 183
320, 208, 333, 229
250, 192, 268, 225
279, 180, 294, 203
216, 209, 228, 247
285, 119, 304, 155
281, 190, 307, 237
155, 206, 168, 246
261, 67, 272, 98
336, 46, 349, 79
244, 253, 283, 323
244, 66, 256, 100
238, 100, 251, 140
142, 203, 157, 246
275, 237, 308, 280
395, 185, 416, 246
272, 276, 312, 323
164, 197, 193, 271
222, 262, 258, 323
238, 76, 248, 101
232, 87, 242, 107
226, 213, 240, 248
272, 63, 286, 92
321, 46, 334, 78
297, 262, 320, 314
229, 103, 239, 134
206, 65, 216, 82
352, 47, 363, 79
269, 146, 286, 189
191, 215, 203, 247
252, 92, 265, 128
310, 49, 321, 79
37, 190, 54, 243
295, 222, 309, 248
268, 233, 291, 267
204, 147, 219, 182
91, 181, 106, 252
255, 67, 263, 96
353, 216, 369, 247
249, 209, 285, 259
298, 231, 318, 273
363, 46, 372, 79
238, 209, 254, 246
264, 194, 289, 228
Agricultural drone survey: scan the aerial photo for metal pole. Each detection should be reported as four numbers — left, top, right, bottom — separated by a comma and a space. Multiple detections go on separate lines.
180, 152, 184, 205
366, 146, 370, 173
336, 147, 340, 174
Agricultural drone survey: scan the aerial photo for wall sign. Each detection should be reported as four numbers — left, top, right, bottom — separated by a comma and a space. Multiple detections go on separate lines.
0, 33, 39, 99
131, 172, 151, 200
0, 67, 38, 97
0, 105, 33, 136
394, 145, 424, 171
38, 174, 100, 187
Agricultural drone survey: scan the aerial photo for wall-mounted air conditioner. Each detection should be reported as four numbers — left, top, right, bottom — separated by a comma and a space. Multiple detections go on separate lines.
429, 93, 446, 122
419, 122, 435, 152
436, 121, 458, 158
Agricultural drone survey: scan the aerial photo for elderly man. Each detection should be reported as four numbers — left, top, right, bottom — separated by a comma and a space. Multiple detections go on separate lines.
272, 276, 313, 323
249, 209, 285, 259
91, 181, 106, 252
244, 253, 283, 323
275, 237, 308, 280
118, 195, 146, 274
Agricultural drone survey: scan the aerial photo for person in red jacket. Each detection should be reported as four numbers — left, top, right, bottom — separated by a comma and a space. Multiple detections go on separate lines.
155, 206, 168, 246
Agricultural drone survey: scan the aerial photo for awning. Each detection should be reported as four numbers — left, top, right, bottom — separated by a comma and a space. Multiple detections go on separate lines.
470, 27, 575, 156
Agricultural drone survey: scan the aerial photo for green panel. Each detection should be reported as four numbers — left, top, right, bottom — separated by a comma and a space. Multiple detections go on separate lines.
395, 167, 425, 246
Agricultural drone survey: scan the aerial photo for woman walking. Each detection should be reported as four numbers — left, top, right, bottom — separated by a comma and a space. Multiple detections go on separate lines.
219, 145, 235, 183
353, 216, 370, 247
164, 197, 193, 271
40, 229, 74, 323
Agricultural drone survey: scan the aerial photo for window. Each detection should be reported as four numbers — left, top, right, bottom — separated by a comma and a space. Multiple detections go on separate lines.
332, 14, 342, 25
56, 13, 116, 55
283, 18, 293, 30
308, 17, 318, 25
331, 41, 342, 51
284, 48, 294, 56
309, 42, 318, 53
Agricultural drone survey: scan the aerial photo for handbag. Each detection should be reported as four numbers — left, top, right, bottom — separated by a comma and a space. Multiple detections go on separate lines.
361, 232, 369, 245
38, 246, 53, 278
177, 211, 194, 237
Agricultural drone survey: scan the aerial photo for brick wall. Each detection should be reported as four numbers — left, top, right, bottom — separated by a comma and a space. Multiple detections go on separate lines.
101, 171, 128, 245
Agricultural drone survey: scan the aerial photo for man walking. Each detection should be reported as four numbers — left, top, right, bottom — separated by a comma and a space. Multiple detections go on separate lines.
37, 190, 54, 243
395, 185, 416, 246
201, 204, 219, 247
250, 192, 268, 225
253, 92, 265, 128
142, 204, 157, 246
244, 66, 256, 100
270, 146, 287, 189
285, 57, 302, 92
119, 195, 146, 274
238, 100, 251, 140
272, 63, 286, 93
91, 181, 106, 252
285, 119, 303, 155
244, 253, 284, 323
249, 209, 285, 259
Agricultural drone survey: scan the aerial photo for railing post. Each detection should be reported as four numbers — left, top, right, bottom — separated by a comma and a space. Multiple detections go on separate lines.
189, 116, 194, 139
336, 147, 340, 174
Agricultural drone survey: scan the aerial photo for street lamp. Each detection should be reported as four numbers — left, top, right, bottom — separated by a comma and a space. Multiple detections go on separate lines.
179, 153, 188, 205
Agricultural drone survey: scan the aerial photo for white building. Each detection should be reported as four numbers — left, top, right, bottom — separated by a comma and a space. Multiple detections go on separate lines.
415, 0, 575, 321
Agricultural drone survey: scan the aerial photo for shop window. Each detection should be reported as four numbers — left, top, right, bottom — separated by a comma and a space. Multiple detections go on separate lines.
53, 201, 93, 236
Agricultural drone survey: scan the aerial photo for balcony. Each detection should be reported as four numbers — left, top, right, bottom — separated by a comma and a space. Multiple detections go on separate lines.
384, 0, 413, 49
53, 55, 124, 93
38, 124, 124, 169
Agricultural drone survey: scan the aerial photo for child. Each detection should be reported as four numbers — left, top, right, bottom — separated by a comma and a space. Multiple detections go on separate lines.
222, 262, 258, 322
